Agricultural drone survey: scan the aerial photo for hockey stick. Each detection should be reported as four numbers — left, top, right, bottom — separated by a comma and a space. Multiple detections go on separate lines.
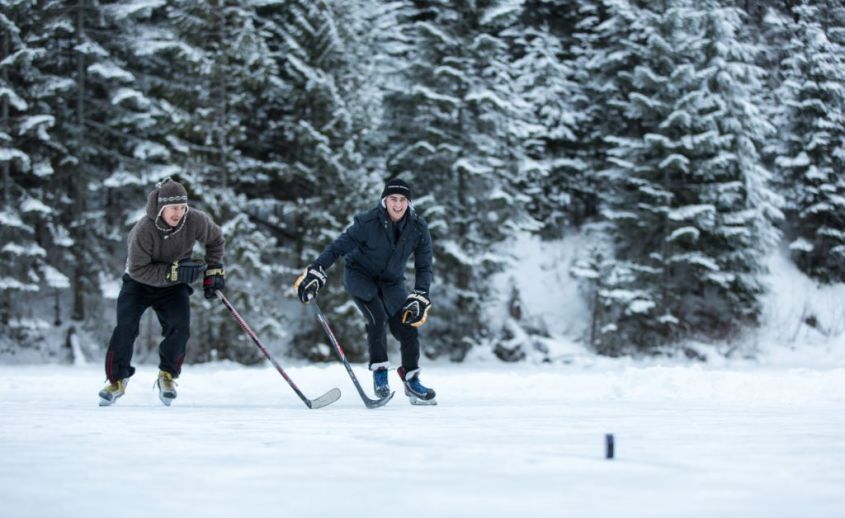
311, 300, 394, 409
216, 290, 341, 409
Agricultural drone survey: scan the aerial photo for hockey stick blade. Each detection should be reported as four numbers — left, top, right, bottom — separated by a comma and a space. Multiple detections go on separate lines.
312, 301, 394, 409
307, 387, 342, 409
364, 389, 394, 409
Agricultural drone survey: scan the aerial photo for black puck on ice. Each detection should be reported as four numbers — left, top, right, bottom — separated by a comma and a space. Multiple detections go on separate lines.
605, 433, 615, 459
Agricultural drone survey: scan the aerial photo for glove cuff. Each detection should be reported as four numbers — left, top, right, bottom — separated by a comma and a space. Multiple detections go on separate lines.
166, 260, 179, 282
409, 290, 430, 304
205, 265, 225, 277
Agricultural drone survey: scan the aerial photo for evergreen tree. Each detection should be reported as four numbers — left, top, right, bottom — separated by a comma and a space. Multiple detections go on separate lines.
379, 0, 526, 360
249, 0, 379, 361
511, 0, 596, 237
774, 3, 845, 283
152, 1, 284, 364
489, 0, 599, 361
585, 2, 780, 353
7, 0, 177, 336
0, 2, 77, 351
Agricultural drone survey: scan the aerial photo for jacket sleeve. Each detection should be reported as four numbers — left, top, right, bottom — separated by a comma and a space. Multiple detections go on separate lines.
199, 212, 225, 265
413, 221, 433, 294
313, 215, 368, 271
126, 225, 170, 287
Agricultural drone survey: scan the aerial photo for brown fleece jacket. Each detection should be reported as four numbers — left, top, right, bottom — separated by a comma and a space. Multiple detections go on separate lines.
125, 188, 225, 287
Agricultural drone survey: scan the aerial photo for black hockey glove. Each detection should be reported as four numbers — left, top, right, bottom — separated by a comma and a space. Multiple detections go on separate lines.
294, 264, 327, 303
401, 290, 431, 328
203, 264, 225, 299
165, 259, 206, 284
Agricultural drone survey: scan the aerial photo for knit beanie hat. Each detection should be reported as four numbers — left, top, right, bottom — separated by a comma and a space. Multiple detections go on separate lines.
151, 177, 190, 236
156, 177, 188, 210
381, 178, 412, 200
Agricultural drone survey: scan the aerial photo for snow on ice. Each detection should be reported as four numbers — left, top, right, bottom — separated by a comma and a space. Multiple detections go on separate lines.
0, 361, 842, 518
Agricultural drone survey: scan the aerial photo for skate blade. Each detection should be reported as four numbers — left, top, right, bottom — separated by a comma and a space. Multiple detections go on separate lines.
408, 395, 437, 406
98, 390, 122, 406
158, 394, 176, 406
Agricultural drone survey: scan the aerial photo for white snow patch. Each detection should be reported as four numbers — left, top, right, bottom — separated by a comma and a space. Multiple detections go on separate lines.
757, 247, 845, 358
33, 161, 54, 177
2, 242, 46, 257
87, 62, 135, 82
21, 198, 52, 214
43, 265, 70, 289
106, 0, 166, 19
18, 115, 55, 140
0, 210, 30, 230
491, 232, 590, 340
0, 86, 28, 111
100, 273, 123, 300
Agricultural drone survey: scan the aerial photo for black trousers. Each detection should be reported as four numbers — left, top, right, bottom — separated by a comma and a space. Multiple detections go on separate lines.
352, 294, 419, 372
105, 274, 191, 382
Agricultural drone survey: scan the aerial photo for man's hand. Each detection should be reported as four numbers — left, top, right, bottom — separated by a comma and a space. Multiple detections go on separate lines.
165, 259, 206, 284
294, 265, 327, 303
203, 264, 225, 299
401, 290, 431, 328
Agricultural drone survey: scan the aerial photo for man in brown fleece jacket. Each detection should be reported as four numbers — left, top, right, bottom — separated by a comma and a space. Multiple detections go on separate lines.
98, 177, 225, 407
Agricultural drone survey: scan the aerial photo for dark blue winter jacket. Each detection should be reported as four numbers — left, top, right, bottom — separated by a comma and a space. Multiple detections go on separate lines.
314, 203, 433, 316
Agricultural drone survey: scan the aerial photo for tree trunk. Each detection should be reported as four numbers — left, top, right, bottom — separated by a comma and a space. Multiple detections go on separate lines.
71, 0, 87, 321
216, 5, 229, 190
1, 30, 11, 326
0, 291, 9, 327
54, 289, 62, 326
2, 30, 9, 208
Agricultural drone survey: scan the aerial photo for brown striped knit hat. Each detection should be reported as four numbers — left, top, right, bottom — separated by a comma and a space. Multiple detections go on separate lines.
156, 177, 188, 208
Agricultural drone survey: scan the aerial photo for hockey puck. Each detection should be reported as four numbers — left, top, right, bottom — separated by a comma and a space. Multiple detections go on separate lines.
605, 433, 615, 459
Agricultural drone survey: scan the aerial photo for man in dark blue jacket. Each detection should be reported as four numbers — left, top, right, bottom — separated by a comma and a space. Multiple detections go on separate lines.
294, 178, 436, 405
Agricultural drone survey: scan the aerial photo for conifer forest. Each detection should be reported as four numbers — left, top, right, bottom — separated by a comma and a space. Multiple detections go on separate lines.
1, 0, 843, 365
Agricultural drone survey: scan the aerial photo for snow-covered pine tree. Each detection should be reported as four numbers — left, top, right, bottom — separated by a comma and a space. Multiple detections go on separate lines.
682, 4, 781, 337
147, 0, 286, 364
774, 2, 845, 283
378, 0, 526, 360
0, 2, 80, 352
32, 0, 113, 323
510, 0, 596, 237
576, 0, 657, 354
586, 2, 780, 354
248, 0, 378, 361
8, 0, 178, 339
486, 0, 598, 362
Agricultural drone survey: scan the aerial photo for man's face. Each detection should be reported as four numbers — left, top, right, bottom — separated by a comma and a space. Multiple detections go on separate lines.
386, 194, 409, 222
162, 204, 187, 227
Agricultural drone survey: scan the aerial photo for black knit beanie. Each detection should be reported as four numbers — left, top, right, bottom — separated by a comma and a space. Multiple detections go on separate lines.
381, 178, 412, 200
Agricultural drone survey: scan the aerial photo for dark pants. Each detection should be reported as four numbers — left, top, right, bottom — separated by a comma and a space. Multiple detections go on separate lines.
352, 294, 419, 372
105, 274, 191, 382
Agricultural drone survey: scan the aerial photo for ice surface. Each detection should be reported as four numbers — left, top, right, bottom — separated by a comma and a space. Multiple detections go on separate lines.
1, 362, 842, 518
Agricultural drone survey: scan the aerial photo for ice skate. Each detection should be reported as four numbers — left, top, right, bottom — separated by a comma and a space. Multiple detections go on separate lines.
398, 367, 436, 406
98, 379, 129, 406
156, 370, 178, 406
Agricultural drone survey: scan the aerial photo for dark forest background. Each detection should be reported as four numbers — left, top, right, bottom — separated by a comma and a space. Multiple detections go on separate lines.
1, 0, 843, 364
